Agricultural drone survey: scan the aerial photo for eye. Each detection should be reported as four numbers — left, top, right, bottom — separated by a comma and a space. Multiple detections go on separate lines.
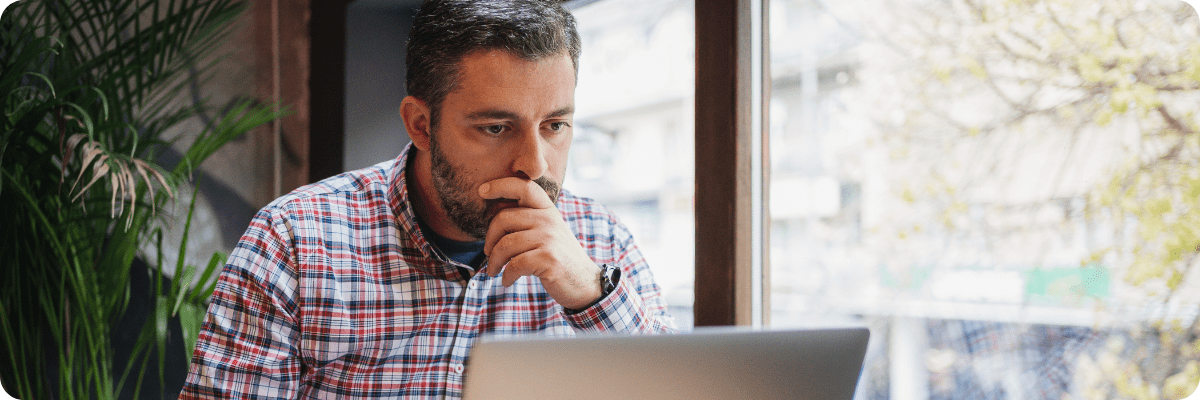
481, 125, 506, 136
548, 122, 570, 132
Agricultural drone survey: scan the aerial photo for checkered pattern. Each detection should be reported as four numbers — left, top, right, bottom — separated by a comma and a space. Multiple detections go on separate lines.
179, 144, 676, 399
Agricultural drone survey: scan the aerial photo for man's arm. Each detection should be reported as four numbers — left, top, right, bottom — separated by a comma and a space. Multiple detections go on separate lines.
561, 236, 678, 334
179, 208, 303, 399
478, 177, 677, 333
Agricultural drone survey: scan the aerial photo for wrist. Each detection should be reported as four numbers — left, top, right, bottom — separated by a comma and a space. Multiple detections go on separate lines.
562, 263, 618, 313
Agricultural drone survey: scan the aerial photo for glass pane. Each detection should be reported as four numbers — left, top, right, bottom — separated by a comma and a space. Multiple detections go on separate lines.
569, 0, 696, 330
767, 0, 1200, 398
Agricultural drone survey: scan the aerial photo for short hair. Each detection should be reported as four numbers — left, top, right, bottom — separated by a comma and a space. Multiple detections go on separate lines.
406, 0, 581, 128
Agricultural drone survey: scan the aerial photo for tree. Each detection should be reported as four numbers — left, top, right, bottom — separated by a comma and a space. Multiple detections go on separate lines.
830, 0, 1199, 397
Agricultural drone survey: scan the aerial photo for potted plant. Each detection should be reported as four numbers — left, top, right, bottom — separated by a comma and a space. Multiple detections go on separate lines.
0, 0, 285, 397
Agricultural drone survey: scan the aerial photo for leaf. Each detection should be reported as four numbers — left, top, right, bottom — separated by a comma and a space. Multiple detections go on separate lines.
1077, 54, 1106, 83
122, 161, 139, 229
21, 72, 56, 98
190, 252, 226, 304
110, 166, 122, 218
140, 157, 175, 199
69, 145, 104, 193
177, 303, 205, 365
89, 87, 110, 120
960, 56, 988, 79
171, 264, 196, 316
60, 102, 97, 138
153, 296, 170, 378
1147, 197, 1172, 216
1166, 270, 1184, 290
932, 63, 953, 84
175, 178, 202, 282
133, 160, 158, 215
1110, 91, 1130, 114
63, 134, 88, 166
71, 155, 109, 202
1095, 109, 1114, 126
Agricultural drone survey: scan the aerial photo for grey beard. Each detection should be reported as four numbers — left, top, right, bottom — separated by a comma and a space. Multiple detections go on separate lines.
429, 135, 561, 240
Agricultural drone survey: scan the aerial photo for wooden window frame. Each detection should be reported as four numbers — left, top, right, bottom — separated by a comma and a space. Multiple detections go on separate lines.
694, 0, 769, 327
255, 0, 350, 199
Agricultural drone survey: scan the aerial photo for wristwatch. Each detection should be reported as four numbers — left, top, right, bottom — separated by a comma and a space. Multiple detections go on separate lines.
563, 264, 620, 314
599, 263, 619, 297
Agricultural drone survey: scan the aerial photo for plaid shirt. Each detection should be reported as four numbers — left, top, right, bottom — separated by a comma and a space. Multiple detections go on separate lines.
179, 144, 676, 399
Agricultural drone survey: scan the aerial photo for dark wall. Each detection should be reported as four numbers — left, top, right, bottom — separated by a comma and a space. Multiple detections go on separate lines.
344, 2, 419, 171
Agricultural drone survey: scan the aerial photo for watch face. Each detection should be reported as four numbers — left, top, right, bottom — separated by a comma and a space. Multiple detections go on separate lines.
602, 264, 619, 293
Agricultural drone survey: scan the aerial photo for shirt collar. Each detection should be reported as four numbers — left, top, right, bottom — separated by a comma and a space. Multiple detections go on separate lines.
387, 143, 473, 282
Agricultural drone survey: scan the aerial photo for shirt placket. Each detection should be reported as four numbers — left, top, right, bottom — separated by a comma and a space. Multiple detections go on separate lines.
446, 261, 489, 392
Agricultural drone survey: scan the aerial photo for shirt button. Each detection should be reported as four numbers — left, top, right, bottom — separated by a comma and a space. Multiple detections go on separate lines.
468, 281, 477, 290
452, 363, 465, 374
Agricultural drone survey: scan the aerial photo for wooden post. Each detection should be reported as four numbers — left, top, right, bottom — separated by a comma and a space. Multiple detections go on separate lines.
694, 0, 755, 326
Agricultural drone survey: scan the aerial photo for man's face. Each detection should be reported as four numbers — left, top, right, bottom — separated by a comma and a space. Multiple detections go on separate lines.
426, 50, 576, 239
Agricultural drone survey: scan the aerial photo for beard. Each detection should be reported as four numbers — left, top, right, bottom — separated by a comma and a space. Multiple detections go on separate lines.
429, 133, 562, 240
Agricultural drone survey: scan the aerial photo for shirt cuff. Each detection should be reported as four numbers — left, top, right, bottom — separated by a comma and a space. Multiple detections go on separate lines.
562, 269, 656, 333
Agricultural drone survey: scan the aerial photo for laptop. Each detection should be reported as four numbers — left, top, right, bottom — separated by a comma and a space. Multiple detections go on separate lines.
463, 326, 871, 400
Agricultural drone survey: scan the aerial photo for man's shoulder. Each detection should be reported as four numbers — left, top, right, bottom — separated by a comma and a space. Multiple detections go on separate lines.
263, 159, 397, 213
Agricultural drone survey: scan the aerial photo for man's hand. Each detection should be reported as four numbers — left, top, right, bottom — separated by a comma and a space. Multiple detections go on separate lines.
479, 177, 602, 310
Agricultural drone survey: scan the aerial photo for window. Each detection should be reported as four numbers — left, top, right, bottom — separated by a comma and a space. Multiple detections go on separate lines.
568, 0, 697, 330
768, 0, 1200, 398
568, 0, 1199, 397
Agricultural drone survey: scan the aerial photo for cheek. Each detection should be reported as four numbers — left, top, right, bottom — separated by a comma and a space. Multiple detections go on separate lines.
456, 160, 488, 184
544, 130, 571, 157
547, 143, 572, 177
459, 156, 509, 185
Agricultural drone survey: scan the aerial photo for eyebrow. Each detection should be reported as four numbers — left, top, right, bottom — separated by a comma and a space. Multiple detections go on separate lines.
546, 106, 574, 119
464, 106, 574, 121
465, 109, 520, 121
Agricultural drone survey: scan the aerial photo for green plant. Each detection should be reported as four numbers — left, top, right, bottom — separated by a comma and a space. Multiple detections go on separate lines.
0, 0, 285, 398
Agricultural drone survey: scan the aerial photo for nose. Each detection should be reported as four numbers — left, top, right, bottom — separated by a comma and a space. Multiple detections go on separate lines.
511, 128, 549, 181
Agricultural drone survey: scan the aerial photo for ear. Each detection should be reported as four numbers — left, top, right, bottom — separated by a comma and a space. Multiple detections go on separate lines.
401, 96, 432, 151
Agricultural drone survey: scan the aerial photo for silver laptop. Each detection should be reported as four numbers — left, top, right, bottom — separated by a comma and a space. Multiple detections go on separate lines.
463, 326, 871, 400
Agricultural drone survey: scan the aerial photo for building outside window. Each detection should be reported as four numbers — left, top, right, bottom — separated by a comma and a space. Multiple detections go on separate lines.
570, 0, 697, 330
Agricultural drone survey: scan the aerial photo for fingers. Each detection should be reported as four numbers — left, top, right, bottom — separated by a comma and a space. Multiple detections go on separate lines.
478, 177, 554, 209
483, 208, 539, 257
500, 249, 553, 287
486, 229, 550, 277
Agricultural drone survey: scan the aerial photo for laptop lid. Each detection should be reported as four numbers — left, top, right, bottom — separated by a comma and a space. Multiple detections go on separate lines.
463, 326, 871, 400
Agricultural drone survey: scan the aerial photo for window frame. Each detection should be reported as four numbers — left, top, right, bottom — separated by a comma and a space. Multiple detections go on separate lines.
693, 0, 770, 327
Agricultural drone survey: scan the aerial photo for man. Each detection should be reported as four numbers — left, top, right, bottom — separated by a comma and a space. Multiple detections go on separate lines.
179, 0, 676, 398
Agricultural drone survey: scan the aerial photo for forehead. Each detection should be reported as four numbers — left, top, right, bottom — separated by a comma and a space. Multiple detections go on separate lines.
443, 50, 575, 117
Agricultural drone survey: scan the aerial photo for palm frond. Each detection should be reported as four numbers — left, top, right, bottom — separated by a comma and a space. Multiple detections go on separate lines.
1, 0, 287, 397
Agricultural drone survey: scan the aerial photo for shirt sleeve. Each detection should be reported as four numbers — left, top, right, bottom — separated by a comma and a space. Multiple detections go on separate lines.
563, 230, 678, 334
178, 207, 304, 399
